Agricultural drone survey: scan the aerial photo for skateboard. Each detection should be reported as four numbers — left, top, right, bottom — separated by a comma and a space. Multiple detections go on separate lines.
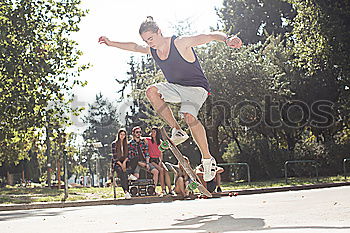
159, 127, 212, 197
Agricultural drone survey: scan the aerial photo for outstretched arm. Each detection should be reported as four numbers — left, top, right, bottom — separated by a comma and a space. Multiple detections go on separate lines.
98, 36, 151, 54
177, 32, 242, 49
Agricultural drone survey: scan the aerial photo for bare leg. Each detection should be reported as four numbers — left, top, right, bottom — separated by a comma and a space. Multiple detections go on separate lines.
164, 171, 172, 192
184, 113, 211, 159
160, 162, 173, 192
175, 177, 186, 196
152, 162, 165, 190
146, 86, 181, 130
197, 173, 207, 188
151, 168, 159, 186
184, 180, 190, 196
216, 173, 222, 187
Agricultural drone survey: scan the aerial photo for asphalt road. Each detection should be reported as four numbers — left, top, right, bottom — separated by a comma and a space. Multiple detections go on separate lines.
1, 186, 349, 233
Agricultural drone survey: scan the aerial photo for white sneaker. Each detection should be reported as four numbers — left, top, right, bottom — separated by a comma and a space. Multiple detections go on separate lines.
124, 192, 131, 199
128, 174, 138, 181
170, 128, 189, 145
202, 157, 217, 182
158, 190, 166, 197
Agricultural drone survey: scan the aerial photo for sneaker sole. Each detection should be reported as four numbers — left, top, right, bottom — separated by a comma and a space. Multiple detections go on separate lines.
171, 135, 189, 145
202, 158, 217, 182
203, 174, 216, 182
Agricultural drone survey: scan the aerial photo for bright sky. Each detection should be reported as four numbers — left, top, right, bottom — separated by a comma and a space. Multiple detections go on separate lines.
69, 0, 223, 131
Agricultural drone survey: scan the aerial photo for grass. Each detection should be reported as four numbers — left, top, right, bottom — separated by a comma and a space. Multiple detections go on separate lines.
0, 186, 123, 204
0, 175, 347, 204
220, 175, 347, 191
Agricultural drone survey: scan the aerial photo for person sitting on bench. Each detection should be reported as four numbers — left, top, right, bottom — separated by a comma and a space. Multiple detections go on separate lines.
128, 126, 159, 187
111, 128, 131, 199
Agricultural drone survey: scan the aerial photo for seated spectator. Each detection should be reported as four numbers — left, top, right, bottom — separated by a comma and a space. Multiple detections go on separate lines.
146, 126, 173, 196
167, 156, 191, 197
111, 128, 131, 199
128, 126, 159, 187
195, 164, 224, 193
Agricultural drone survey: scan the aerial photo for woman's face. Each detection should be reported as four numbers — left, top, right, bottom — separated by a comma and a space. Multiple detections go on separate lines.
151, 129, 157, 138
141, 30, 162, 49
119, 131, 126, 140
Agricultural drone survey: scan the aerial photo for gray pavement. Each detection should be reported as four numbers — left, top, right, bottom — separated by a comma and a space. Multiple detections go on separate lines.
0, 186, 349, 233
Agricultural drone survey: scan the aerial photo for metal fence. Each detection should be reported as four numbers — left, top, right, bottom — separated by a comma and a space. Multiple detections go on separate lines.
344, 158, 350, 180
218, 163, 251, 184
284, 160, 319, 184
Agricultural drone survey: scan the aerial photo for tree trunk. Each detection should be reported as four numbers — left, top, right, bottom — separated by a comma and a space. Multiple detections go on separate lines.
21, 169, 25, 186
7, 171, 14, 186
209, 126, 224, 163
57, 159, 61, 189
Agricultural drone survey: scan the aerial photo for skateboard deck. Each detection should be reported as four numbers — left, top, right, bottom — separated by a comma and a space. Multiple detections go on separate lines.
159, 127, 212, 197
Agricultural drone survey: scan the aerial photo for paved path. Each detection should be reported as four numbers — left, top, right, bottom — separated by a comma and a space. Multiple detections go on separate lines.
1, 186, 349, 233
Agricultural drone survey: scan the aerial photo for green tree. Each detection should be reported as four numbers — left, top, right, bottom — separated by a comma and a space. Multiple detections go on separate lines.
0, 0, 88, 167
215, 0, 350, 179
218, 0, 296, 43
197, 34, 299, 167
286, 0, 350, 144
82, 93, 121, 182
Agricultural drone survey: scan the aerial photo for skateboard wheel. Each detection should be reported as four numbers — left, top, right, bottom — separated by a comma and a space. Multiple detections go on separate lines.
197, 194, 209, 199
158, 141, 170, 152
229, 192, 238, 197
187, 182, 198, 191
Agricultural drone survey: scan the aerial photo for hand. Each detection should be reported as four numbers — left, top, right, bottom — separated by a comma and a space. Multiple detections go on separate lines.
226, 36, 242, 48
98, 36, 111, 46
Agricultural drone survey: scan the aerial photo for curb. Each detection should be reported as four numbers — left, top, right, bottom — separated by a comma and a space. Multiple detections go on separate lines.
1, 182, 349, 211
225, 181, 350, 195
0, 195, 183, 211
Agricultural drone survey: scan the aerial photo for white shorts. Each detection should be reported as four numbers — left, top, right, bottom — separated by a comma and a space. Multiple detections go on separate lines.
150, 82, 208, 118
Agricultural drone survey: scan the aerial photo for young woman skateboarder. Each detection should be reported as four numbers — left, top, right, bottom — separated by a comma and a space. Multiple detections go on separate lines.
98, 16, 242, 181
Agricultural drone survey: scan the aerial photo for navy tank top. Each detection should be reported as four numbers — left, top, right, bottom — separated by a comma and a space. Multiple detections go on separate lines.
150, 35, 210, 92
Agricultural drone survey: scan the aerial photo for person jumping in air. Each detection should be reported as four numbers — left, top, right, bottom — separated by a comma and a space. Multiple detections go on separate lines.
98, 16, 242, 181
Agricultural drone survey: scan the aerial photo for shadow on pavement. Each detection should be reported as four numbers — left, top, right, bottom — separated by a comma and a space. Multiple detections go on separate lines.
109, 214, 264, 232
109, 214, 350, 232
0, 208, 80, 221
